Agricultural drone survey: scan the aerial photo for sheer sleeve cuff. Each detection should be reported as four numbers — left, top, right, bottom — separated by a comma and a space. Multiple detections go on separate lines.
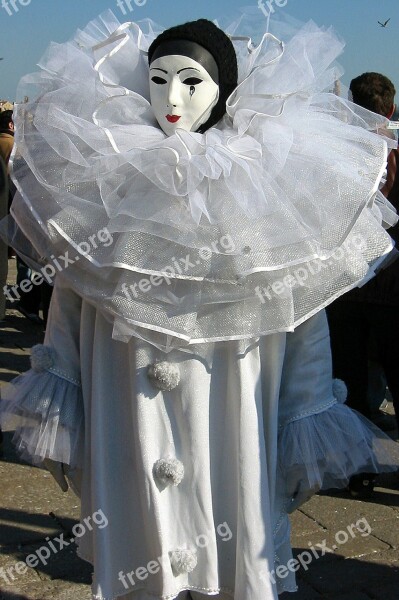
0, 364, 84, 468
278, 392, 399, 512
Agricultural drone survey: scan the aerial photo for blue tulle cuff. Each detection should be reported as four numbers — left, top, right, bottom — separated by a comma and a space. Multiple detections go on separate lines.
0, 368, 84, 468
279, 401, 399, 512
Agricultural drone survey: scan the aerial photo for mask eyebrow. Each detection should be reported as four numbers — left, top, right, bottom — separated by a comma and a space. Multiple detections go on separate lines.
150, 67, 168, 73
177, 67, 200, 74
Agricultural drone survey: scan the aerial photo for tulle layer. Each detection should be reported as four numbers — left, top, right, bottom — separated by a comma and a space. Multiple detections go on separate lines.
7, 11, 398, 349
279, 401, 399, 512
0, 369, 84, 468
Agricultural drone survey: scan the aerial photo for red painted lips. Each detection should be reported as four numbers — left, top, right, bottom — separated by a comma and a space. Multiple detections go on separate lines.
166, 115, 181, 123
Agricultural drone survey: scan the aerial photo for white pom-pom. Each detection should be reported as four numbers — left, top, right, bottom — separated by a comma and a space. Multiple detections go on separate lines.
333, 379, 347, 403
30, 345, 54, 372
169, 549, 197, 575
148, 362, 180, 391
153, 458, 184, 486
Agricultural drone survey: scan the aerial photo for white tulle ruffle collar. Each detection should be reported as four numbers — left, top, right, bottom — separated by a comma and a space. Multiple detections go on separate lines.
8, 11, 397, 349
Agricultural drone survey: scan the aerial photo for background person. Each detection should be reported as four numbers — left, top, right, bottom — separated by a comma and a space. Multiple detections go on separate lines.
0, 109, 14, 321
0, 154, 8, 454
327, 72, 399, 437
0, 109, 14, 170
0, 156, 8, 322
0, 109, 52, 325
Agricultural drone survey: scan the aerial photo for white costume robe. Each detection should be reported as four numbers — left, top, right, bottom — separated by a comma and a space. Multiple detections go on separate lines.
2, 279, 397, 600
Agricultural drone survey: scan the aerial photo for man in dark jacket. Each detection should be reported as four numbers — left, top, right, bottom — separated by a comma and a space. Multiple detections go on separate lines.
327, 72, 399, 434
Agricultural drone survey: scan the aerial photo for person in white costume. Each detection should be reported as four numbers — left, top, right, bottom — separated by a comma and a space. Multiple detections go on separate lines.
1, 12, 399, 600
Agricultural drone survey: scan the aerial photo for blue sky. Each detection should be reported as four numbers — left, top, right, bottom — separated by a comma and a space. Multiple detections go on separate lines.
0, 0, 398, 103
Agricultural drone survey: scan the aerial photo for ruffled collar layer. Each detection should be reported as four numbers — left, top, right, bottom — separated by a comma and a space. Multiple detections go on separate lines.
8, 11, 397, 349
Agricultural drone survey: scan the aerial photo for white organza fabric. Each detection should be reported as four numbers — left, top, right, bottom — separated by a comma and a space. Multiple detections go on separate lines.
278, 401, 399, 513
0, 370, 84, 468
8, 11, 397, 350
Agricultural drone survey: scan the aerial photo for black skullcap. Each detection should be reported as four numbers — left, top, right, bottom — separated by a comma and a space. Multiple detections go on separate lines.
148, 19, 238, 132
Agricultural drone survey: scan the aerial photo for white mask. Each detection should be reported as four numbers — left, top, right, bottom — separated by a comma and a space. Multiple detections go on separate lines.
149, 54, 220, 136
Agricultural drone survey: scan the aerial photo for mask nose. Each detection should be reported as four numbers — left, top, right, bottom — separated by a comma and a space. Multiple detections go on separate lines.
167, 76, 181, 108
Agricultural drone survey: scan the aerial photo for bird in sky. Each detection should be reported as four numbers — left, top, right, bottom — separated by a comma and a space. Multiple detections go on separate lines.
378, 18, 391, 27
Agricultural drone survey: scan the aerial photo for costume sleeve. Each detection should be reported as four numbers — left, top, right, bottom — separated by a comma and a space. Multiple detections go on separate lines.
277, 310, 398, 512
0, 277, 84, 469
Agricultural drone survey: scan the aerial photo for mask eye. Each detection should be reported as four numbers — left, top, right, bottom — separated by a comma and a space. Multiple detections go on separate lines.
151, 76, 167, 84
182, 77, 203, 86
